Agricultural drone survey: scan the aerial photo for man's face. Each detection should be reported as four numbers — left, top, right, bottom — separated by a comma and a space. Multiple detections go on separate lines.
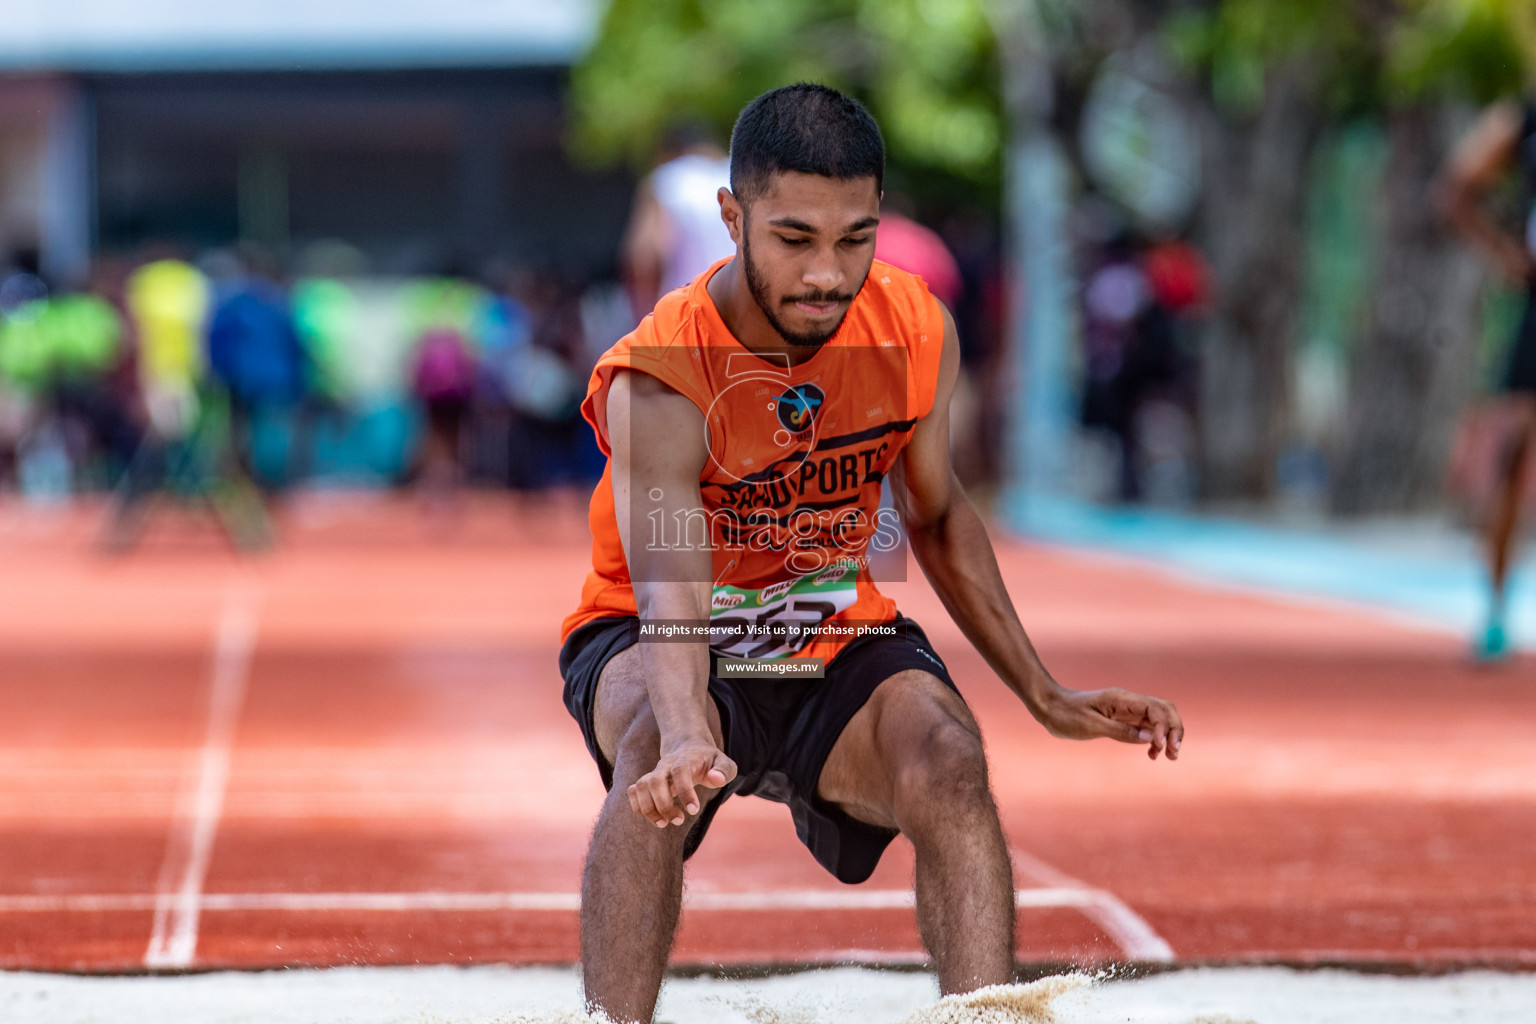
727, 171, 880, 349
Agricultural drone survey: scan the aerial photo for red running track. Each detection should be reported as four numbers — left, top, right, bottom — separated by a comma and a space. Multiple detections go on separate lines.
0, 493, 1532, 972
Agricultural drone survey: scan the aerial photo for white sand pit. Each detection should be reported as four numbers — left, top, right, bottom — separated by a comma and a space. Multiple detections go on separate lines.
2, 964, 1535, 1023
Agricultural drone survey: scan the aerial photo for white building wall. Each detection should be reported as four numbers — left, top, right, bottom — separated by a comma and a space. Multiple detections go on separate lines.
0, 1, 597, 71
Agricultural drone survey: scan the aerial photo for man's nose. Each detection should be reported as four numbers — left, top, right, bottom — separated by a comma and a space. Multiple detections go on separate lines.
802, 255, 842, 294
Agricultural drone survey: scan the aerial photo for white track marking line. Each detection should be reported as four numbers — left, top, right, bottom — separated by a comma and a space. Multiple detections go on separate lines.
1011, 848, 1174, 962
1, 886, 1096, 914
142, 585, 261, 970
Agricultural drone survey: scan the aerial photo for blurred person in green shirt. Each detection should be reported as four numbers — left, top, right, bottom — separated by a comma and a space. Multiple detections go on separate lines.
0, 278, 131, 496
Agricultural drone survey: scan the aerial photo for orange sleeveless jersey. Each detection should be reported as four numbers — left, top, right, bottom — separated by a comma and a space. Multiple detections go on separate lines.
561, 258, 945, 663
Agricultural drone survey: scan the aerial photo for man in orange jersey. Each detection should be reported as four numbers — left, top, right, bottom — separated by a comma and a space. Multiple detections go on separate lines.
558, 84, 1183, 1023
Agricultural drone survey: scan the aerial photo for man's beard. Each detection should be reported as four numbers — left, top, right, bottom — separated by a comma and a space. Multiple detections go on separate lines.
741, 234, 857, 349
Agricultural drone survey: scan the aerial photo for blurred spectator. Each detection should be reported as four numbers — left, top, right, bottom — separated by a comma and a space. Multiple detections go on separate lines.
0, 258, 136, 498
873, 201, 973, 485
405, 276, 485, 505
127, 256, 209, 440
468, 267, 535, 487
290, 256, 370, 487
0, 249, 50, 493
1079, 230, 1197, 504
0, 296, 61, 499
874, 208, 963, 308
622, 123, 734, 319
0, 372, 25, 490
0, 248, 48, 315
0, 246, 632, 509
1144, 238, 1209, 316
292, 275, 361, 404
58, 287, 137, 485
292, 242, 367, 409
503, 271, 587, 492
575, 277, 633, 480
104, 254, 277, 552
941, 209, 1006, 490
44, 284, 134, 492
206, 249, 310, 491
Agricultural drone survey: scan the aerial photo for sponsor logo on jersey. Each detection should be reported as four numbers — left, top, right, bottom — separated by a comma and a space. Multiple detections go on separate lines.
775, 383, 825, 434
756, 579, 796, 606
815, 565, 853, 586
712, 591, 745, 610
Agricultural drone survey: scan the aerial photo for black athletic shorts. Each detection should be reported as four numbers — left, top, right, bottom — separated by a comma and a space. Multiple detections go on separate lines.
1507, 287, 1536, 393
558, 613, 958, 885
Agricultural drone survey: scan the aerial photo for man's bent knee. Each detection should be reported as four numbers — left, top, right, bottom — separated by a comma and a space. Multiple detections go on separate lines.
819, 670, 983, 829
891, 718, 993, 828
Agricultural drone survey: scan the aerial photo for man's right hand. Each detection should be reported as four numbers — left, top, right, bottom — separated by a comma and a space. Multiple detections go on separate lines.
627, 739, 738, 827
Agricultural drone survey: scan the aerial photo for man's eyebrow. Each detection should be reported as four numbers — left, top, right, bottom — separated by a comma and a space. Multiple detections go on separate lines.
766, 216, 880, 234
767, 217, 819, 233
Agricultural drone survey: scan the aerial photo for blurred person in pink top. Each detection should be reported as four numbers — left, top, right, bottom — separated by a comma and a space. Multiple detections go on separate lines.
873, 201, 976, 478
872, 205, 963, 309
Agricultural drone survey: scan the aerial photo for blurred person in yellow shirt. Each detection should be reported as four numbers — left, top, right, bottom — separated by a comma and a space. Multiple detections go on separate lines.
104, 255, 269, 550
126, 257, 209, 440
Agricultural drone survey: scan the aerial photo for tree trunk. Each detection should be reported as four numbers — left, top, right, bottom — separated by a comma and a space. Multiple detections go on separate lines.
1329, 103, 1485, 516
1194, 66, 1321, 503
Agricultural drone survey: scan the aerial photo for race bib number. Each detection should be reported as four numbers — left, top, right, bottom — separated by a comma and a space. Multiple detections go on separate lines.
709, 562, 859, 659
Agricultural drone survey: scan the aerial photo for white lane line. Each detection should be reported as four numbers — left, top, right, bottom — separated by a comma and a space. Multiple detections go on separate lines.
0, 886, 1097, 914
1011, 848, 1174, 962
142, 585, 261, 970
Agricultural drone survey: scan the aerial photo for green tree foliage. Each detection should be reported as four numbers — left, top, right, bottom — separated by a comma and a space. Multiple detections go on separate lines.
1163, 0, 1535, 113
1149, 0, 1536, 509
569, 0, 1002, 189
1161, 0, 1371, 114
1385, 0, 1532, 103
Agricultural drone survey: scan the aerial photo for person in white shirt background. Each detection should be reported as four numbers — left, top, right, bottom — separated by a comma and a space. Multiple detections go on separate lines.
621, 122, 736, 321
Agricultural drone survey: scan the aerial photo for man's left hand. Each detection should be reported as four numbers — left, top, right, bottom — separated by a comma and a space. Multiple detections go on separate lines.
1034, 685, 1184, 761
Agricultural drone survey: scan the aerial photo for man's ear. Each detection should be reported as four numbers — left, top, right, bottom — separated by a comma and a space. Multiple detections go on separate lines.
718, 187, 745, 247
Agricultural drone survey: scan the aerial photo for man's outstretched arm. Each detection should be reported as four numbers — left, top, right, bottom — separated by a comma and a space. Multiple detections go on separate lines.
889, 308, 1184, 760
607, 369, 738, 824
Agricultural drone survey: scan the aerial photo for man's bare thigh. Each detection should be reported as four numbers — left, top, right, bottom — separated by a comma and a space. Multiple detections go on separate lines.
592, 643, 724, 769
815, 668, 981, 830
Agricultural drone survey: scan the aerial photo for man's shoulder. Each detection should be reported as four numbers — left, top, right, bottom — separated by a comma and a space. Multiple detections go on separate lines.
861, 260, 941, 319
604, 288, 707, 364
593, 289, 717, 416
849, 260, 944, 346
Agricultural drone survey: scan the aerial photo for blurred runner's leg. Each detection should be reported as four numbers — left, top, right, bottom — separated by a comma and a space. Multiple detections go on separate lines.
1480, 397, 1536, 661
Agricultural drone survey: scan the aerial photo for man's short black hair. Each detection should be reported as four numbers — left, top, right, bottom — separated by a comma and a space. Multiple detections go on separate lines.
728, 84, 885, 205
